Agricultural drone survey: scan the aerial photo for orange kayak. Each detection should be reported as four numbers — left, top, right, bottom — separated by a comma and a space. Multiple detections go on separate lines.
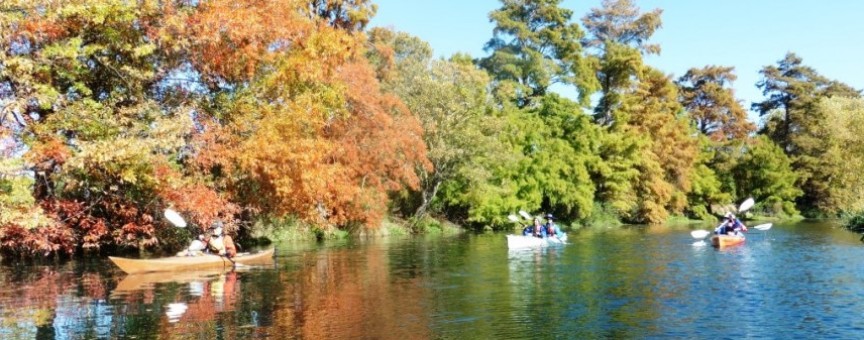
710, 235, 745, 248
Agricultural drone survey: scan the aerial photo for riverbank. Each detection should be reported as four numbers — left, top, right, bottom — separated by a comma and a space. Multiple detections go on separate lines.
246, 215, 464, 243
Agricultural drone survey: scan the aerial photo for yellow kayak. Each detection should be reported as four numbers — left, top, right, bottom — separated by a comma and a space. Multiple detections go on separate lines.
710, 235, 745, 248
109, 248, 274, 274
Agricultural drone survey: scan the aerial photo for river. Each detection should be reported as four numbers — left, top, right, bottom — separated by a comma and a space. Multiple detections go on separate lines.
1, 220, 863, 339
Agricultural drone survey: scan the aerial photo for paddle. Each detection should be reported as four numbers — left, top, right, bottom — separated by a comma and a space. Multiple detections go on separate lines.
164, 209, 239, 268
752, 223, 772, 231
518, 210, 533, 221
164, 209, 187, 228
690, 198, 756, 239
738, 197, 755, 214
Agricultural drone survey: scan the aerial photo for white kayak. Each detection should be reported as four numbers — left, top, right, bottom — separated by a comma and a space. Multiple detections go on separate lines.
506, 234, 568, 249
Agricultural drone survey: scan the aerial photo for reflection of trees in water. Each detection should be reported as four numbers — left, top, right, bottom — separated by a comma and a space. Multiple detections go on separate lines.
0, 262, 280, 339
270, 246, 432, 339
0, 264, 112, 339
3, 238, 457, 339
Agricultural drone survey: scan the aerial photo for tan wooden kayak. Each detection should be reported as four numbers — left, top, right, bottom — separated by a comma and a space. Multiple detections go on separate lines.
109, 248, 274, 274
710, 235, 745, 248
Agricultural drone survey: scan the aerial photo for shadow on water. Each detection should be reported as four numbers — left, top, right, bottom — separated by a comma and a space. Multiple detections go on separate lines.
1, 221, 864, 338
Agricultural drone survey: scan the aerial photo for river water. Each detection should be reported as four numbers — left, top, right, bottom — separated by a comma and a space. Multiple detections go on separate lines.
1, 220, 863, 339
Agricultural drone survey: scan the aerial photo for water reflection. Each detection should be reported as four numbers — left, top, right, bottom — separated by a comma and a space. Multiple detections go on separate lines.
1, 222, 864, 338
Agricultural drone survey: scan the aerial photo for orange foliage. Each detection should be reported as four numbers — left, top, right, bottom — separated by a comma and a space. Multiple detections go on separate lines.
180, 0, 312, 83
25, 137, 70, 169
324, 61, 428, 225
20, 18, 68, 43
0, 223, 76, 257
154, 162, 240, 233
179, 17, 431, 228
40, 198, 159, 250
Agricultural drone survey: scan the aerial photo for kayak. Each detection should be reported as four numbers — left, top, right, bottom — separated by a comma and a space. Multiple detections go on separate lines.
109, 248, 275, 274
506, 234, 568, 249
710, 234, 745, 248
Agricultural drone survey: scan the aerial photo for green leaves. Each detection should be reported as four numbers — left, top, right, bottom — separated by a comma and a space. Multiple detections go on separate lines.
480, 0, 597, 106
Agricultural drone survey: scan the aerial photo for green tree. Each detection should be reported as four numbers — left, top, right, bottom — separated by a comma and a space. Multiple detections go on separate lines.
526, 94, 600, 220
676, 65, 755, 141
436, 93, 602, 228
753, 52, 860, 153
582, 0, 662, 124
479, 0, 597, 107
730, 136, 801, 216
367, 29, 506, 221
686, 138, 733, 220
794, 97, 864, 214
753, 53, 861, 214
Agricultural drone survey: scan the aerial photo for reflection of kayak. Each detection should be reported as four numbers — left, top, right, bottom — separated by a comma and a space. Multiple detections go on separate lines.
506, 235, 568, 249
711, 235, 745, 248
112, 268, 233, 295
109, 248, 274, 274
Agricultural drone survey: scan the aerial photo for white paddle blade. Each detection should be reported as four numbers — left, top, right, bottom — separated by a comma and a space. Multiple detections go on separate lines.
518, 210, 532, 220
753, 223, 773, 231
164, 209, 187, 228
508, 214, 520, 223
738, 197, 755, 213
690, 230, 711, 239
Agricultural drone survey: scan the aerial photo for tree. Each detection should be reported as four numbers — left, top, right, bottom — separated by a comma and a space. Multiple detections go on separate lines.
686, 137, 733, 220
0, 0, 224, 254
209, 24, 428, 228
753, 53, 861, 214
676, 65, 755, 141
616, 68, 698, 223
753, 52, 860, 153
790, 97, 864, 214
581, 0, 663, 55
479, 0, 597, 107
730, 136, 801, 216
0, 0, 430, 256
582, 0, 662, 124
367, 30, 503, 220
440, 94, 601, 227
308, 0, 378, 32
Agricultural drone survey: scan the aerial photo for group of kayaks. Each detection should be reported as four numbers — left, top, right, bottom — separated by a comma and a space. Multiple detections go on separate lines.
508, 232, 747, 249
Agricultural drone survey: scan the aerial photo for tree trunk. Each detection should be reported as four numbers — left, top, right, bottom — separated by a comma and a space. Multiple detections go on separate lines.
413, 180, 442, 220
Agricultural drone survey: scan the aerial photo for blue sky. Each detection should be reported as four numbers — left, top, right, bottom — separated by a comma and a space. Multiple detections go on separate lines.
369, 0, 864, 124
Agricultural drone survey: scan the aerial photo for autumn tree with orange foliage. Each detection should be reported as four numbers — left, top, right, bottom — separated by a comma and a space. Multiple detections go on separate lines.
0, 0, 428, 257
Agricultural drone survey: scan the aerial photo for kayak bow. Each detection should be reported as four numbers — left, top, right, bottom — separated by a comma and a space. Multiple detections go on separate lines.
710, 235, 745, 248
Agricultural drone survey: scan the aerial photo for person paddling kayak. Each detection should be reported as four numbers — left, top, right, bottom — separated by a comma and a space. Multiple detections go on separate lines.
205, 220, 237, 258
523, 217, 543, 238
542, 214, 564, 239
715, 212, 747, 236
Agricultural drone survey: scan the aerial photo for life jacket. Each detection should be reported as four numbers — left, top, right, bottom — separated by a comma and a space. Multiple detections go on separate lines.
545, 224, 557, 237
208, 236, 225, 252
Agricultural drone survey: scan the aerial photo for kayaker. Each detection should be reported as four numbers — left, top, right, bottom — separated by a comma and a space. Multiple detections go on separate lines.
543, 214, 564, 239
716, 212, 747, 235
522, 218, 543, 238
205, 220, 237, 258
